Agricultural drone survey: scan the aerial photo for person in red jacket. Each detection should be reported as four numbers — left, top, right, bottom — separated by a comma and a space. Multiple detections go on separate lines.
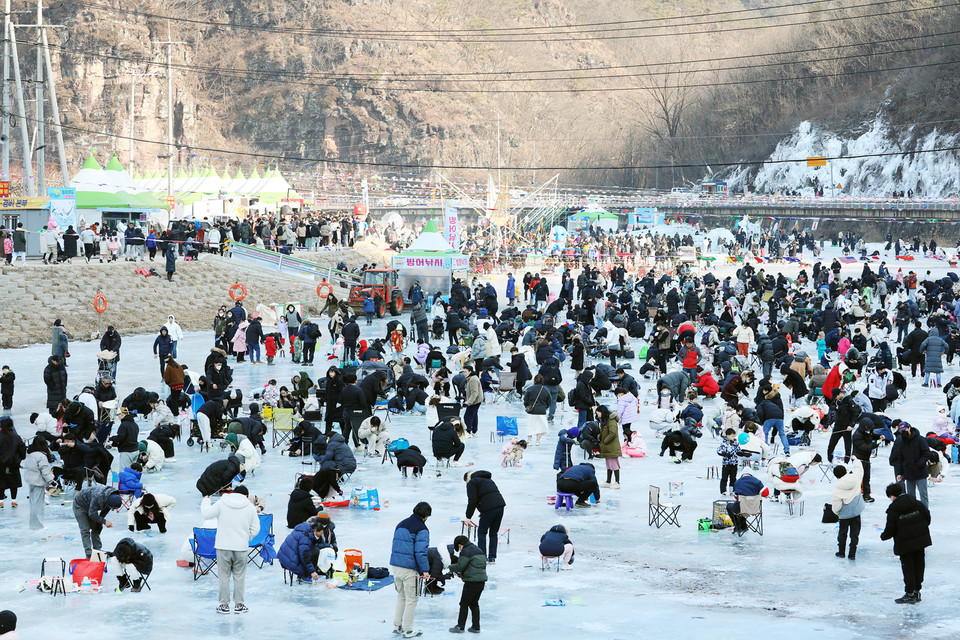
679, 338, 701, 383
822, 363, 854, 400
265, 336, 277, 366
695, 369, 720, 397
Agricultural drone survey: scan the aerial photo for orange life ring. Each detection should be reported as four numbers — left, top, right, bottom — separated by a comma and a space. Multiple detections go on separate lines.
93, 293, 108, 314
317, 282, 333, 299
229, 283, 247, 301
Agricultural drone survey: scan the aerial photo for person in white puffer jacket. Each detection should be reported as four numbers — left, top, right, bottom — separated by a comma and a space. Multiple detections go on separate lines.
831, 458, 865, 559
225, 433, 261, 474
357, 416, 390, 455
200, 486, 260, 614
139, 439, 166, 472
164, 315, 185, 359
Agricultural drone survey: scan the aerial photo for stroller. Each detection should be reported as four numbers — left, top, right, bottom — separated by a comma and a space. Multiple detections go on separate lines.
96, 350, 117, 385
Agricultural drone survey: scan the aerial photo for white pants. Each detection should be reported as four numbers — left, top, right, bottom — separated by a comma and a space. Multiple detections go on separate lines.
364, 431, 390, 453
13, 251, 25, 264
112, 558, 144, 580
197, 413, 211, 443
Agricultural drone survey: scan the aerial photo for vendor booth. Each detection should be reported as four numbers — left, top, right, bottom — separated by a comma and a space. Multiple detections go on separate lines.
392, 221, 469, 298
0, 197, 51, 258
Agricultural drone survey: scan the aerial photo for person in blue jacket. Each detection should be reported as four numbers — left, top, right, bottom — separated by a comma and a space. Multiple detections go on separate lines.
118, 463, 145, 498
553, 427, 579, 471
506, 273, 516, 306
363, 294, 376, 325
389, 502, 432, 638
538, 524, 574, 568
320, 433, 357, 475
153, 327, 172, 377
278, 515, 338, 581
556, 462, 600, 507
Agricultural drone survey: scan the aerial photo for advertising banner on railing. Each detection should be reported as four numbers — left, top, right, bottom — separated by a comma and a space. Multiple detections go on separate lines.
444, 204, 459, 250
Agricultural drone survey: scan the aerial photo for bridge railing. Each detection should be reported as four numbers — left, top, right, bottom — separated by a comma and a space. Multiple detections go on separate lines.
227, 243, 361, 288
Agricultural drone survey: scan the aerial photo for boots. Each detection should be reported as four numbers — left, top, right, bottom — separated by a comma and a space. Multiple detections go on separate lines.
117, 575, 131, 592
895, 592, 918, 604
847, 545, 856, 560
131, 578, 144, 593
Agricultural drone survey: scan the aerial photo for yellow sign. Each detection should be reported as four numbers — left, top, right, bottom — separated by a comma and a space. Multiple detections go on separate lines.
807, 157, 827, 167
166, 196, 176, 210
0, 197, 49, 210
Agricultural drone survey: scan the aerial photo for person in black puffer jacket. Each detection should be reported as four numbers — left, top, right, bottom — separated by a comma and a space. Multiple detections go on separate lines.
43, 355, 68, 413
195, 454, 243, 496
110, 411, 141, 469
63, 401, 97, 442
889, 421, 933, 508
432, 419, 465, 463
148, 424, 177, 459
286, 476, 319, 529
464, 470, 506, 563
107, 537, 154, 592
880, 482, 932, 604
396, 445, 427, 477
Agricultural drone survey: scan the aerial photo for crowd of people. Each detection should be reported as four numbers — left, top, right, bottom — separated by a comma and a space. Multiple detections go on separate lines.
2, 218, 956, 636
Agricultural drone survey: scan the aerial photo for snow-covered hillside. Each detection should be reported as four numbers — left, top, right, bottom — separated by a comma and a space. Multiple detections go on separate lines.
724, 115, 960, 198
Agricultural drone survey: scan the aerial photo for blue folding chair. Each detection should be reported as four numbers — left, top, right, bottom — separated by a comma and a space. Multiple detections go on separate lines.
247, 513, 275, 568
190, 528, 218, 581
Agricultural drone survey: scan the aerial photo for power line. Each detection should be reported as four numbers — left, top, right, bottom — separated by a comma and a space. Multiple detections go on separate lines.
71, 0, 875, 36
14, 109, 960, 172
30, 30, 960, 86
24, 33, 960, 94
73, 0, 933, 43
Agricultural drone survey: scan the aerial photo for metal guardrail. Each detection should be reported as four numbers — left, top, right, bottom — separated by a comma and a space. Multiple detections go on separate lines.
226, 243, 362, 288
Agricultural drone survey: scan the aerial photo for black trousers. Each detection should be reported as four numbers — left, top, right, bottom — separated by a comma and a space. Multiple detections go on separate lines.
827, 431, 851, 461
860, 459, 872, 498
900, 549, 926, 593
838, 515, 860, 552
1, 392, 11, 410
720, 464, 737, 493
304, 342, 316, 363
557, 477, 599, 502
134, 510, 167, 533
457, 581, 485, 630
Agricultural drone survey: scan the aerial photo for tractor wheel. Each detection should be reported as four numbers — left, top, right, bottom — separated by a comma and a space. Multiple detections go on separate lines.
389, 293, 403, 316
376, 301, 387, 318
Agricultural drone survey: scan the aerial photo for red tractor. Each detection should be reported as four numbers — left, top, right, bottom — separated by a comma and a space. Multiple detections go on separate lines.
348, 268, 404, 317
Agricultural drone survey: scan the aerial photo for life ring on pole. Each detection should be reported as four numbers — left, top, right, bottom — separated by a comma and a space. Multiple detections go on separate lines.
317, 282, 333, 299
229, 283, 248, 302
93, 293, 108, 314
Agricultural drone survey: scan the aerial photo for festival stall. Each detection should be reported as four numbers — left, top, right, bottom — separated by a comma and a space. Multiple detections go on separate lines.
392, 220, 469, 298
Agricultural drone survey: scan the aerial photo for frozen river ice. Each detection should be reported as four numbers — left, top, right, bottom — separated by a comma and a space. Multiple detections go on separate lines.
2, 244, 960, 639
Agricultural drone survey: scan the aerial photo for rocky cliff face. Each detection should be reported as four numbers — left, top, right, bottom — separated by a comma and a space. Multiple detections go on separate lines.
39, 0, 632, 183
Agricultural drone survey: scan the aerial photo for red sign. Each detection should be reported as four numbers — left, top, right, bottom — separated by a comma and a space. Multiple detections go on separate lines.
0, 181, 9, 197
166, 196, 176, 209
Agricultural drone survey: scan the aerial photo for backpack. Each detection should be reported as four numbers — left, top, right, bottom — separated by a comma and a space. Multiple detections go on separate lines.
567, 386, 578, 407
307, 323, 321, 340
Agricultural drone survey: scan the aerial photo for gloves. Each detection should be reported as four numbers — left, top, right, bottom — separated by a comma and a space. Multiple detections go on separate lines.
129, 525, 134, 532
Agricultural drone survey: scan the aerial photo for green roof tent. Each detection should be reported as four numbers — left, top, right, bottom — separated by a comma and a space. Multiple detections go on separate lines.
392, 220, 469, 298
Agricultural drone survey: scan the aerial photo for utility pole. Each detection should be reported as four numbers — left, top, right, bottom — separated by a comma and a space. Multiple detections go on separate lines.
39, 14, 67, 186
496, 110, 502, 187
35, 0, 43, 192
153, 21, 186, 207
531, 139, 536, 186
8, 20, 32, 195
2, 0, 9, 182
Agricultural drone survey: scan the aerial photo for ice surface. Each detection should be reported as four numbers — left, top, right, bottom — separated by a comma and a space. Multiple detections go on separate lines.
1, 243, 959, 639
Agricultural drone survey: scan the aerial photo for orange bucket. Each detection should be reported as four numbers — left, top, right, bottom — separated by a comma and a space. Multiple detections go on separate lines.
343, 549, 363, 573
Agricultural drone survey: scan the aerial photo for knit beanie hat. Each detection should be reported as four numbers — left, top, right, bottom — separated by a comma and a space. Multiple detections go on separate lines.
106, 494, 123, 509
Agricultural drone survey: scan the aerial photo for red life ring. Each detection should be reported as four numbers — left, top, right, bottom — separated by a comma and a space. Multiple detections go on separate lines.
317, 282, 333, 299
229, 283, 247, 301
93, 293, 108, 314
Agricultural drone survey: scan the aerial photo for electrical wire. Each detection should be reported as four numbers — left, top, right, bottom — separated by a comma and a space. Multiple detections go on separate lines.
27, 30, 960, 86
11, 110, 960, 171
71, 0, 917, 42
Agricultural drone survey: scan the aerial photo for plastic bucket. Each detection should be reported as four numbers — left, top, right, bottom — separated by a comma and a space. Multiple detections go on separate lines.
344, 549, 363, 573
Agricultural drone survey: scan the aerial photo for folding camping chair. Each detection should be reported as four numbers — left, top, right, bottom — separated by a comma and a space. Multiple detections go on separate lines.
493, 371, 518, 402
737, 495, 764, 536
648, 485, 681, 528
247, 513, 274, 568
190, 528, 218, 580
436, 402, 461, 422
110, 472, 136, 510
272, 408, 298, 448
